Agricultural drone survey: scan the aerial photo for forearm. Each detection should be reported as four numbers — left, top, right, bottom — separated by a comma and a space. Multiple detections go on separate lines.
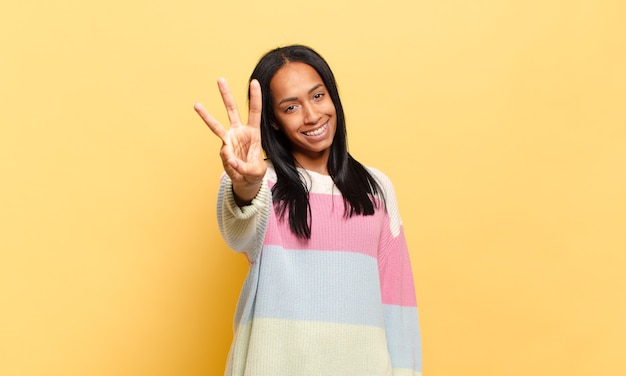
218, 175, 271, 257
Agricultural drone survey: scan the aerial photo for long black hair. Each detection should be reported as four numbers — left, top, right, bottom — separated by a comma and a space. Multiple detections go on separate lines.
249, 45, 385, 239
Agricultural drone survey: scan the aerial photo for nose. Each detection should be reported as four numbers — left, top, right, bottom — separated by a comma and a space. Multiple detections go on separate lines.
302, 103, 321, 125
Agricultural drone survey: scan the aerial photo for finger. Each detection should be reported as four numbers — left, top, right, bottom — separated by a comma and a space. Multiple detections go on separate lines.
217, 78, 242, 126
247, 79, 262, 129
219, 143, 237, 166
227, 159, 261, 183
222, 155, 251, 182
219, 146, 244, 179
222, 158, 242, 182
194, 102, 227, 141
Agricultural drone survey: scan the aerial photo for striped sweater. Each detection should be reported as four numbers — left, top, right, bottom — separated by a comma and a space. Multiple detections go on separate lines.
217, 163, 422, 375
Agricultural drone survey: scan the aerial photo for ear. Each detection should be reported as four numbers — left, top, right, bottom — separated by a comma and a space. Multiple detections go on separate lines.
271, 123, 279, 131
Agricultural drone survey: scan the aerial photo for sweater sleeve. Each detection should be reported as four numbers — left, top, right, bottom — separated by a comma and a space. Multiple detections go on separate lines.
372, 169, 423, 375
217, 173, 272, 264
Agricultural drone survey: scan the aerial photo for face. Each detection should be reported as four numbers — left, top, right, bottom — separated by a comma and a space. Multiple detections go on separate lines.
270, 62, 337, 169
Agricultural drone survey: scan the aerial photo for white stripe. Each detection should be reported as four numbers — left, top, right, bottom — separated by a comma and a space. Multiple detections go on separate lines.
227, 318, 393, 376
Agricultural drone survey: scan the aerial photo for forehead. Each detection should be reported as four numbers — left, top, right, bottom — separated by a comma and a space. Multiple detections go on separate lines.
270, 62, 324, 96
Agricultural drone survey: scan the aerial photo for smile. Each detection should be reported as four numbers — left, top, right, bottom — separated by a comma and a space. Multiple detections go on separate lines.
302, 122, 328, 137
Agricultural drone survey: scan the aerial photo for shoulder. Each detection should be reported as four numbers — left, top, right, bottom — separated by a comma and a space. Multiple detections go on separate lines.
264, 159, 278, 182
365, 166, 391, 183
365, 166, 403, 233
365, 166, 397, 197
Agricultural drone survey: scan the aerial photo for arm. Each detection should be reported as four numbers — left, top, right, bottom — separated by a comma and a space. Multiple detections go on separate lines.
379, 224, 423, 375
373, 170, 423, 375
195, 78, 269, 260
217, 173, 271, 261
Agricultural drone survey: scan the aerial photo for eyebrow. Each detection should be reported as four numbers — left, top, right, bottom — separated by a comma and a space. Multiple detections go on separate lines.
277, 83, 324, 105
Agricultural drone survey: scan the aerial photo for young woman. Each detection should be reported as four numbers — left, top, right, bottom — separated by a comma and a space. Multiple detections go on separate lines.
194, 45, 422, 376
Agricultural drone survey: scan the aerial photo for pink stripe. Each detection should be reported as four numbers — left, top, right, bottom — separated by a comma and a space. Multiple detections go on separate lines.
378, 227, 417, 306
262, 188, 417, 307
263, 192, 385, 258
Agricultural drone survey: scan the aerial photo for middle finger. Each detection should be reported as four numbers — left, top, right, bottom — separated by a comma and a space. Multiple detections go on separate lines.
217, 78, 242, 126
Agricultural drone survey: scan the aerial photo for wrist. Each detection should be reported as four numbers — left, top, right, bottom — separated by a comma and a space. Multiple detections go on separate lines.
232, 181, 263, 207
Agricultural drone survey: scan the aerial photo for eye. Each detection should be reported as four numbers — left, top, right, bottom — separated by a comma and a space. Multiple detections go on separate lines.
284, 104, 297, 113
313, 92, 325, 100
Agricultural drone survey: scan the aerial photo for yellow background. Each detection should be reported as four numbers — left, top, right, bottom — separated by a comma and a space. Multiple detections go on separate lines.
1, 0, 624, 375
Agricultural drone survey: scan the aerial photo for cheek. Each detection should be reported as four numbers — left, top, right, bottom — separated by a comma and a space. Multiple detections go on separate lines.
325, 101, 337, 116
275, 116, 298, 132
272, 112, 287, 129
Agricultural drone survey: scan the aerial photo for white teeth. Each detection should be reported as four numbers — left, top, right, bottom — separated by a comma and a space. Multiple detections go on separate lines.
303, 123, 327, 136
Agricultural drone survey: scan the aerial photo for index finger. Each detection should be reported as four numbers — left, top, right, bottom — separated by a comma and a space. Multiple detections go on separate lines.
194, 102, 227, 141
247, 79, 262, 129
217, 78, 242, 126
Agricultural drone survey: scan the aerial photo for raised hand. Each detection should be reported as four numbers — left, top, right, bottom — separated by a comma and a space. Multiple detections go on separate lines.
194, 78, 266, 205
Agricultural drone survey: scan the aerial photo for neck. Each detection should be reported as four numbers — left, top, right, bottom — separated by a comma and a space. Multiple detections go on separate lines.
292, 151, 329, 175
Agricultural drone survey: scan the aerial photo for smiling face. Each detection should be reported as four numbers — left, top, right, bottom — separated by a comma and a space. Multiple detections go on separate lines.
270, 62, 337, 173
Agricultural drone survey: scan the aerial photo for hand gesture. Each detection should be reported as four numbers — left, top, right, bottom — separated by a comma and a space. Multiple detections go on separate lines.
194, 78, 266, 204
